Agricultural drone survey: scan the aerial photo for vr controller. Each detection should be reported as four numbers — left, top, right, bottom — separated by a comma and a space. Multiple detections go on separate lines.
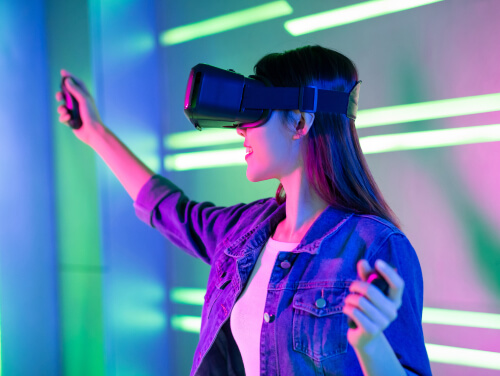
184, 64, 361, 131
60, 77, 82, 130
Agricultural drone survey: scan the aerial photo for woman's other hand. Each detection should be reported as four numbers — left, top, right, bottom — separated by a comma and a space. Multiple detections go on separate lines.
342, 259, 405, 350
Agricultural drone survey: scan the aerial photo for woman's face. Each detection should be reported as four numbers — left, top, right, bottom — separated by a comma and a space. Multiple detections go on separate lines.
236, 111, 303, 183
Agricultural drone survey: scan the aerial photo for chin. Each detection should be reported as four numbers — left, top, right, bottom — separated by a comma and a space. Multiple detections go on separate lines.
246, 169, 275, 183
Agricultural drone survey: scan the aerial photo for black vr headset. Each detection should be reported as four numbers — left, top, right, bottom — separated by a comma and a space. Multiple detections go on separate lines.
184, 63, 361, 131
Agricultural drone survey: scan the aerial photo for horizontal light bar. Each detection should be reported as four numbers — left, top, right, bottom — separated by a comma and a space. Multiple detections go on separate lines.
164, 124, 500, 170
170, 287, 205, 305
165, 129, 240, 150
171, 315, 201, 333
284, 0, 443, 36
360, 123, 500, 154
423, 307, 500, 330
165, 93, 500, 150
160, 1, 293, 45
171, 315, 500, 370
356, 93, 500, 129
427, 344, 500, 370
168, 290, 500, 330
165, 148, 245, 171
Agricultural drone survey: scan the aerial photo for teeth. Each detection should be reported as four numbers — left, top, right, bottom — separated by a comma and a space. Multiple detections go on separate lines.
246, 147, 253, 155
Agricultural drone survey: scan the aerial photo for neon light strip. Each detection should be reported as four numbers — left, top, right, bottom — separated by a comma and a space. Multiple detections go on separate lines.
170, 316, 500, 369
171, 288, 500, 330
163, 124, 500, 171
427, 344, 500, 370
164, 148, 244, 171
171, 315, 202, 333
423, 307, 500, 330
170, 287, 206, 306
165, 93, 500, 150
165, 129, 240, 150
159, 1, 293, 46
284, 0, 443, 36
360, 123, 500, 154
356, 93, 500, 129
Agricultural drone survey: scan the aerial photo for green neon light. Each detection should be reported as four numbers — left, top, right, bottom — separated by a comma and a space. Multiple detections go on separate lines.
165, 93, 500, 150
360, 123, 500, 154
164, 124, 500, 171
171, 315, 202, 333
168, 291, 500, 331
170, 287, 205, 305
165, 148, 245, 171
356, 93, 500, 129
160, 1, 293, 46
165, 129, 240, 150
422, 307, 500, 330
284, 0, 443, 36
427, 344, 500, 370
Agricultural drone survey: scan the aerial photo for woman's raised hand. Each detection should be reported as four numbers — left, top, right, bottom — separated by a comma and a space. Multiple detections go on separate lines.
55, 69, 106, 146
342, 259, 405, 350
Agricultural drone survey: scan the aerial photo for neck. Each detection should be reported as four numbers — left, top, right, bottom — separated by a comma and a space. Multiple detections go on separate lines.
273, 169, 329, 242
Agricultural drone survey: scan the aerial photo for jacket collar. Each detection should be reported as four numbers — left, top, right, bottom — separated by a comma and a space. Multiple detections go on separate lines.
224, 201, 353, 259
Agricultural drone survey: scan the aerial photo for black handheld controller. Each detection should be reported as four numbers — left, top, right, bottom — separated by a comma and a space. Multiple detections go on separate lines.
348, 270, 390, 329
60, 76, 83, 129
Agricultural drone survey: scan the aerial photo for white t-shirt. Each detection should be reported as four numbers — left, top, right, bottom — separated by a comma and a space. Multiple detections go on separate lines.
230, 237, 300, 376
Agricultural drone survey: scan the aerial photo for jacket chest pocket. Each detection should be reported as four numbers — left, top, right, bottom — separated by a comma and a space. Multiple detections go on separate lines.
292, 286, 349, 361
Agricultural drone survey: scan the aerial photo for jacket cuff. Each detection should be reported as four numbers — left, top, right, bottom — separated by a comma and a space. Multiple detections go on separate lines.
133, 174, 183, 227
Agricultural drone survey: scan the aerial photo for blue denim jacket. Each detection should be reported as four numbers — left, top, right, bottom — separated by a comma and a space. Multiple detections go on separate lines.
134, 175, 432, 376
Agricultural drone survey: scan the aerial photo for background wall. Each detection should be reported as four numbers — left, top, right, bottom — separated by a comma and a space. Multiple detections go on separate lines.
0, 0, 499, 375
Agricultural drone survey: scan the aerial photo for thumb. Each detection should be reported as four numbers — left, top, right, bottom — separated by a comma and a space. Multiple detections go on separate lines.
357, 259, 372, 282
63, 76, 85, 101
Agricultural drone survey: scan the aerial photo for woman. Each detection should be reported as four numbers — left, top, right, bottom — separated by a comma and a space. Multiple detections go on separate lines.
56, 45, 432, 375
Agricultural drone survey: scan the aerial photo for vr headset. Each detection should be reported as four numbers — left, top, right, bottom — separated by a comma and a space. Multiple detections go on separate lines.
184, 63, 361, 131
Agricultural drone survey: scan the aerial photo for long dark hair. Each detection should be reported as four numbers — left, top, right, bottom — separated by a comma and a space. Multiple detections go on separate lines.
254, 45, 401, 230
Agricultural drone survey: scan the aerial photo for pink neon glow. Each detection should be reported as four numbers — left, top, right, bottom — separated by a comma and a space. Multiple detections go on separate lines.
184, 71, 194, 110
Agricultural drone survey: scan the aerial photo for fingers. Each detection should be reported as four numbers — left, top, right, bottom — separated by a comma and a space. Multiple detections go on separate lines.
61, 69, 73, 77
356, 259, 372, 282
374, 259, 404, 303
57, 104, 67, 115
343, 295, 388, 334
348, 280, 399, 323
59, 69, 90, 99
60, 113, 71, 123
343, 304, 378, 334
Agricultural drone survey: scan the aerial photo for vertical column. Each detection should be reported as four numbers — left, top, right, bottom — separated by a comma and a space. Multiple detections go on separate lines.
45, 0, 105, 374
91, 0, 170, 374
0, 0, 60, 375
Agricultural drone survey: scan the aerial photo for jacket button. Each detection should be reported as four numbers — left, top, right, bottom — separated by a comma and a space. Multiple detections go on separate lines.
315, 298, 326, 308
264, 313, 275, 323
280, 261, 291, 269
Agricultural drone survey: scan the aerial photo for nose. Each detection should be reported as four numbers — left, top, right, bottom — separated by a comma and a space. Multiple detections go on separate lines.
236, 126, 246, 137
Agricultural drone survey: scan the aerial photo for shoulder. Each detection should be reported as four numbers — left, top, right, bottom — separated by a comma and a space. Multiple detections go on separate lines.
343, 213, 419, 264
350, 212, 403, 236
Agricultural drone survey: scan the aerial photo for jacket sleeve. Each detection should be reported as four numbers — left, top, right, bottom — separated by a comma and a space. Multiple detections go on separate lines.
368, 233, 432, 376
133, 174, 249, 265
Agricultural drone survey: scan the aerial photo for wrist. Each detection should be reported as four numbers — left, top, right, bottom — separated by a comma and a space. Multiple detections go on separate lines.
88, 122, 111, 150
352, 332, 385, 357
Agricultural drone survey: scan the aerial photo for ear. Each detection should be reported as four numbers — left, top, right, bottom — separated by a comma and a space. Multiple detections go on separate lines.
292, 111, 315, 139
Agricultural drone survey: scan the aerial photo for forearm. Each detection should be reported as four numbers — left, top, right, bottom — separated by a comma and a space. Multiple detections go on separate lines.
354, 333, 406, 376
90, 123, 155, 201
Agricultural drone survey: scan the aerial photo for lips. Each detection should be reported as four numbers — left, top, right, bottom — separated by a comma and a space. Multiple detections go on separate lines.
245, 146, 253, 155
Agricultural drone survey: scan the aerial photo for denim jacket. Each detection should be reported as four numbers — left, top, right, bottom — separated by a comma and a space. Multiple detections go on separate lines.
134, 175, 432, 376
